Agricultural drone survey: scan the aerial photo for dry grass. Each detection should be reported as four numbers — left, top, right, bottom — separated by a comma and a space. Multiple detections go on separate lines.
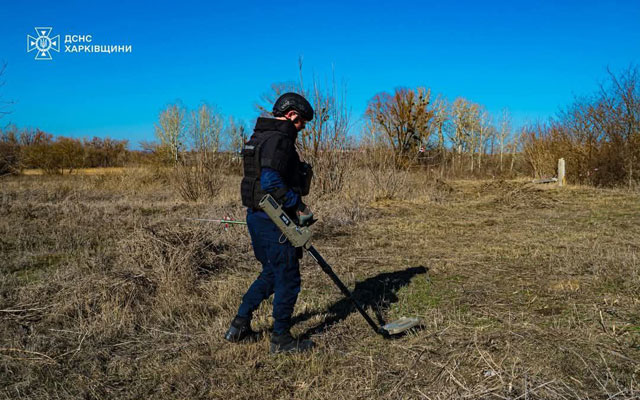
1, 168, 638, 399
21, 167, 128, 176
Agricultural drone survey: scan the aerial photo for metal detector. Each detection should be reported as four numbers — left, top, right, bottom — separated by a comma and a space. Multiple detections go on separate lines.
258, 194, 421, 338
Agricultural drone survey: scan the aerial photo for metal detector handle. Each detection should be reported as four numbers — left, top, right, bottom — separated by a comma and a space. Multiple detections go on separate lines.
258, 194, 313, 248
305, 245, 387, 337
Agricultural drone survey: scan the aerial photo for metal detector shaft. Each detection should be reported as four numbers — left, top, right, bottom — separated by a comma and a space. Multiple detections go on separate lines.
257, 194, 395, 337
305, 245, 386, 336
186, 218, 247, 225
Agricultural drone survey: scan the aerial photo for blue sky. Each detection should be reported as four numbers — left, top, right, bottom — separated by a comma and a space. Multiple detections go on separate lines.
1, 0, 639, 147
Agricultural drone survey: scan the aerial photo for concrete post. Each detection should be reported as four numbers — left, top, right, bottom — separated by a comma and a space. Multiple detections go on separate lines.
558, 158, 566, 187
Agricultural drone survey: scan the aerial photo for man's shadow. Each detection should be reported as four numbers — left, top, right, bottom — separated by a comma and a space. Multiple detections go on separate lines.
292, 265, 428, 337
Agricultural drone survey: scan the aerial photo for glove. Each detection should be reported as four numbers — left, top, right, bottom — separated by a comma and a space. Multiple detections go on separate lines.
296, 203, 316, 227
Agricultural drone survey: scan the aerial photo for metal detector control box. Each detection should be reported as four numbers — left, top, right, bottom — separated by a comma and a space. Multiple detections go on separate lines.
258, 194, 312, 248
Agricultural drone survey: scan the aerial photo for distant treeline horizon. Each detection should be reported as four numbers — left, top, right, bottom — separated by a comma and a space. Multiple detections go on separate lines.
1, 64, 638, 187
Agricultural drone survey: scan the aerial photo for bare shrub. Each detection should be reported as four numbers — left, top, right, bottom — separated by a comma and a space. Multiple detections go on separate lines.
520, 122, 559, 178
116, 221, 250, 296
172, 159, 222, 202
308, 146, 351, 196
521, 66, 640, 187
348, 143, 410, 202
411, 177, 458, 204
0, 125, 20, 175
311, 196, 374, 240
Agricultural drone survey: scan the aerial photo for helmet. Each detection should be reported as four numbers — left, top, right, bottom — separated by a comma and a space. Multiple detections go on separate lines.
272, 92, 314, 121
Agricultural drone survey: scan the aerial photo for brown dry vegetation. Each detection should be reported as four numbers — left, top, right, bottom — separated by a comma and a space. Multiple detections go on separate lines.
1, 167, 639, 399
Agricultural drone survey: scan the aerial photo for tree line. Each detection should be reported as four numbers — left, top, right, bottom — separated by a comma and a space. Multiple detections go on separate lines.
0, 127, 130, 175
362, 65, 639, 187
1, 63, 637, 188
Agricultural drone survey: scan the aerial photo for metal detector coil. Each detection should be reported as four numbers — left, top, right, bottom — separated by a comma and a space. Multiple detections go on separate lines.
382, 317, 421, 335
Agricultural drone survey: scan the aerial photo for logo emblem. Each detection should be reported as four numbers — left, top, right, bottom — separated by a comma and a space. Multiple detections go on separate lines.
279, 214, 291, 226
27, 27, 60, 60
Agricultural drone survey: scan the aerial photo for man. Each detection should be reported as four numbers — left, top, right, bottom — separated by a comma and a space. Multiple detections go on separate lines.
224, 92, 315, 353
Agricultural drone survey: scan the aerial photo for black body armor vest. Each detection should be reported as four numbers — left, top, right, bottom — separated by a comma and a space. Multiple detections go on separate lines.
241, 118, 311, 209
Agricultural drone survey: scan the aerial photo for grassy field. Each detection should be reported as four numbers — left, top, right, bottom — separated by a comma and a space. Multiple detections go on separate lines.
21, 168, 128, 176
1, 168, 638, 399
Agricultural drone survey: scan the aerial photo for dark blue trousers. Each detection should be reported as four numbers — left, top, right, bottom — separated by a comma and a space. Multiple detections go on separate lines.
236, 210, 301, 335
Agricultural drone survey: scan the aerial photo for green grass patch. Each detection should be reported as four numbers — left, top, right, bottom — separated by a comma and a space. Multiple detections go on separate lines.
11, 252, 66, 282
391, 274, 443, 316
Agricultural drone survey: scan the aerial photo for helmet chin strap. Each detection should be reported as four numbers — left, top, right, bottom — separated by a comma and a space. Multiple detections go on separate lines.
276, 111, 303, 131
282, 111, 300, 125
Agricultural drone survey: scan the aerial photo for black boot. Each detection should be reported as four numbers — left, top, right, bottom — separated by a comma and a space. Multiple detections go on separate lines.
224, 316, 257, 343
270, 331, 315, 354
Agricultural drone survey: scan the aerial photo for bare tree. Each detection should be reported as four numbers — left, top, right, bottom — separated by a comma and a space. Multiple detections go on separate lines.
53, 137, 84, 174
476, 108, 492, 171
226, 116, 246, 155
449, 97, 480, 171
498, 108, 511, 171
365, 87, 434, 161
256, 61, 352, 195
429, 95, 449, 175
155, 102, 186, 164
190, 102, 223, 163
0, 62, 12, 121
509, 128, 520, 174
169, 103, 225, 202
255, 81, 301, 117
302, 69, 351, 195
601, 65, 639, 186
